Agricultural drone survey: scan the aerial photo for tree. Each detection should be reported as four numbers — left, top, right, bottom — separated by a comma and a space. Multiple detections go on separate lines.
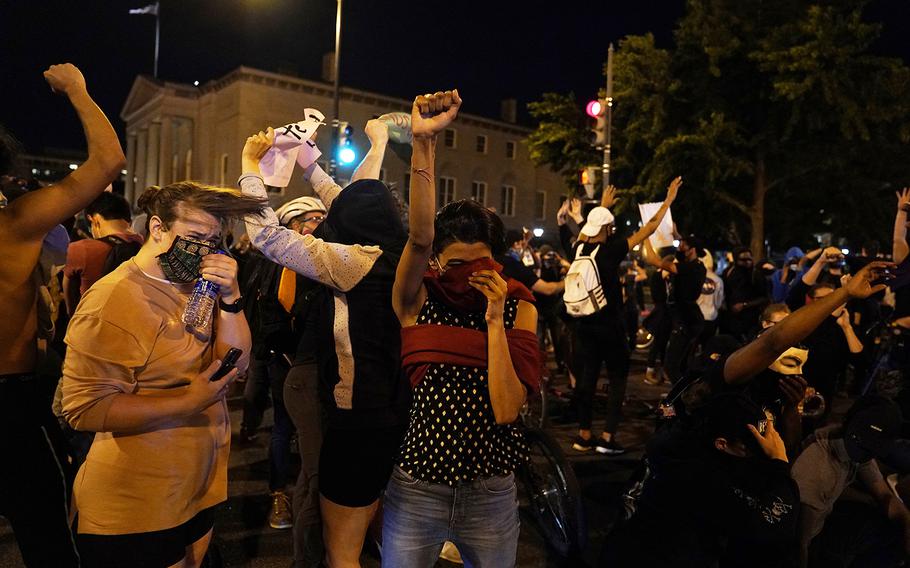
526, 92, 600, 193
528, 0, 910, 254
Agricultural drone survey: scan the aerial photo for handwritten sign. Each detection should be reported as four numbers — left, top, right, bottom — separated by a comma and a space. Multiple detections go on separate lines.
260, 108, 325, 188
638, 201, 675, 249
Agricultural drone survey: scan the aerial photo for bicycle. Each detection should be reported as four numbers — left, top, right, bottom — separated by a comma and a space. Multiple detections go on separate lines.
516, 380, 587, 559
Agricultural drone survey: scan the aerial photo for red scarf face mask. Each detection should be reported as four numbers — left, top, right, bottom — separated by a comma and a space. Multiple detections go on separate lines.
427, 257, 502, 313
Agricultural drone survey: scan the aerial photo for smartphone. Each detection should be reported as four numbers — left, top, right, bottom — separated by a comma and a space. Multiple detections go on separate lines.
210, 348, 242, 381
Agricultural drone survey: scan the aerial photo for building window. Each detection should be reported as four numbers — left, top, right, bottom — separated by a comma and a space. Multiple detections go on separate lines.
501, 185, 516, 217
476, 135, 487, 154
219, 154, 228, 186
470, 181, 487, 206
185, 149, 193, 179
439, 176, 456, 205
404, 172, 411, 202
171, 154, 179, 184
444, 129, 457, 149
506, 141, 516, 159
535, 190, 546, 220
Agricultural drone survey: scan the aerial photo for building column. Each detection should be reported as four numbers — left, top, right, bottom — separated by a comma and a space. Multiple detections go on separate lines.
125, 133, 137, 207
135, 129, 148, 198
146, 122, 161, 188
158, 118, 172, 186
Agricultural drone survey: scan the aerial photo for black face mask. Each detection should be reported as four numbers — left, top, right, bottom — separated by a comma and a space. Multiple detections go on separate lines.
676, 250, 688, 263
157, 236, 222, 283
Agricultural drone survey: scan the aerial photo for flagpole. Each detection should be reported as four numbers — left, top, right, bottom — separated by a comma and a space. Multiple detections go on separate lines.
154, 2, 160, 78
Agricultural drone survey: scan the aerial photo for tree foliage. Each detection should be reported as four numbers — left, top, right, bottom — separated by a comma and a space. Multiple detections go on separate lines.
527, 0, 910, 254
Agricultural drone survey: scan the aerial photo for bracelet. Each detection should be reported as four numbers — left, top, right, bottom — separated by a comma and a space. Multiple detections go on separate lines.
411, 167, 433, 183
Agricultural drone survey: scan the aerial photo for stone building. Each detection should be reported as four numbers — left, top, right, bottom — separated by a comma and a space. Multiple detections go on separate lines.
120, 66, 566, 234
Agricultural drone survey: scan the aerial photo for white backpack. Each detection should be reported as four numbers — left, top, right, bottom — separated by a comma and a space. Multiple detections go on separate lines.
564, 243, 607, 317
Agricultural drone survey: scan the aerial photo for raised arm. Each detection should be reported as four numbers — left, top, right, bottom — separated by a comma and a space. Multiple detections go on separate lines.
641, 238, 677, 274
350, 119, 389, 183
627, 176, 681, 250
894, 189, 910, 264
723, 261, 891, 385
240, 130, 380, 291
392, 90, 461, 324
301, 163, 343, 211
4, 64, 125, 241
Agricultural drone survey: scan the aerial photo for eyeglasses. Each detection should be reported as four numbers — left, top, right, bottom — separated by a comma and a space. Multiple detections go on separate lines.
302, 215, 325, 224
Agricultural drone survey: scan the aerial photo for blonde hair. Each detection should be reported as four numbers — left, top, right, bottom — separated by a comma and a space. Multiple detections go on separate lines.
137, 181, 267, 231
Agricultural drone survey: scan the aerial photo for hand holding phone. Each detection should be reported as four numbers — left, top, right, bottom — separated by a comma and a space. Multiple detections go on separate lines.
211, 348, 242, 381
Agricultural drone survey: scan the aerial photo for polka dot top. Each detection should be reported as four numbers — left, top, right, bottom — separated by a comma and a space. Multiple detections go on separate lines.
398, 293, 530, 485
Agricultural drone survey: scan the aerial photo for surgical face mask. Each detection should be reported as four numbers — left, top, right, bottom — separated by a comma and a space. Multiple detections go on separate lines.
157, 235, 222, 283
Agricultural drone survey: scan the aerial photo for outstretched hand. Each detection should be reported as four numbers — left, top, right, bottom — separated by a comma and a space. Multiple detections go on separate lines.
412, 90, 462, 139
897, 188, 910, 213
44, 63, 86, 96
845, 260, 895, 299
242, 128, 274, 174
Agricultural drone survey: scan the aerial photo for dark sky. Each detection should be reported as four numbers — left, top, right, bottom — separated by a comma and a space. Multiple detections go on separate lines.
2, 0, 909, 155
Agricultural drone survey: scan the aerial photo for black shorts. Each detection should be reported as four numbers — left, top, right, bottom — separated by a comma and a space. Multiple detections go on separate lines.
76, 506, 216, 568
319, 425, 404, 507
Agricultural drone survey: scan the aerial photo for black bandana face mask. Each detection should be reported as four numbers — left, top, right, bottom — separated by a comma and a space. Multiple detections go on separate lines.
157, 236, 222, 283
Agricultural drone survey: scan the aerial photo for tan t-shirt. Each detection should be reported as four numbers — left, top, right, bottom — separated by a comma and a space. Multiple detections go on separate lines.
61, 260, 229, 535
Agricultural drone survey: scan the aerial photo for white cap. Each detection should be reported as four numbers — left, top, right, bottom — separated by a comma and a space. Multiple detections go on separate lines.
274, 196, 326, 226
580, 206, 615, 237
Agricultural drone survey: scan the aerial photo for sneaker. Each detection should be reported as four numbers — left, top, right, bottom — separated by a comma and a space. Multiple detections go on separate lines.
268, 490, 292, 530
572, 435, 595, 452
643, 369, 666, 386
595, 438, 626, 455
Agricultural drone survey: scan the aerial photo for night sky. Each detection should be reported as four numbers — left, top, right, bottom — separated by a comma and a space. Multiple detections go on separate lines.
2, 0, 909, 155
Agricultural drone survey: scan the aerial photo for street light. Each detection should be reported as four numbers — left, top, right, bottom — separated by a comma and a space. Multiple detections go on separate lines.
329, 0, 343, 176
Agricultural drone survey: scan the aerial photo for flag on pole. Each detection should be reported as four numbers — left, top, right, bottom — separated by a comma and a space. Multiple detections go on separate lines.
129, 3, 158, 16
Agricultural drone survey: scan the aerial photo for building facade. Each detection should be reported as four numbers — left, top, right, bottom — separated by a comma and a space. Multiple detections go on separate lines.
120, 66, 566, 235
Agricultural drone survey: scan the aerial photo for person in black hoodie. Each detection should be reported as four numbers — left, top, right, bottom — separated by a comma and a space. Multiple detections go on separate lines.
241, 126, 410, 568
723, 246, 770, 341
602, 393, 800, 567
642, 234, 707, 384
786, 247, 865, 423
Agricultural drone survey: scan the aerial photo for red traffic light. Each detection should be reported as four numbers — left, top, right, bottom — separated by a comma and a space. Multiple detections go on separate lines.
586, 100, 603, 118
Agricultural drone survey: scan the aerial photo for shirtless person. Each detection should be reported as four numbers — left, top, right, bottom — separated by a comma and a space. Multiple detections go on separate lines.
0, 64, 125, 567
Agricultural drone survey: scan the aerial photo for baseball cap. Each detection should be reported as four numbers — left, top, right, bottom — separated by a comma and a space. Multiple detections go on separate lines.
580, 206, 615, 237
275, 196, 326, 227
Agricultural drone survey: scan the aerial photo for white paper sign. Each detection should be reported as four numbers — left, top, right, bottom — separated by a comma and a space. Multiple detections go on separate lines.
260, 108, 325, 188
638, 201, 674, 249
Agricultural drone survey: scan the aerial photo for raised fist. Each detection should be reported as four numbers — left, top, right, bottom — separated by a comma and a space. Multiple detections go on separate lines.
411, 90, 462, 139
43, 63, 87, 96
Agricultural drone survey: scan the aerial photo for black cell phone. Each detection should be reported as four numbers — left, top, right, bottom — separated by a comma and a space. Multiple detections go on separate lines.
210, 348, 242, 381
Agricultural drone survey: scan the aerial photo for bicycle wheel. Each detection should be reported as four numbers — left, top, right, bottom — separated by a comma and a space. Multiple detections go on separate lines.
518, 428, 587, 557
520, 379, 549, 429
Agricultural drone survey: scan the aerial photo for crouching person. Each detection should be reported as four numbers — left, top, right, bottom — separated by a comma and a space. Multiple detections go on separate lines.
62, 182, 266, 568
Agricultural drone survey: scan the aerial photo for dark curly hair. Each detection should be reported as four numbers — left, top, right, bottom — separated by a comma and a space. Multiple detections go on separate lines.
433, 199, 505, 255
0, 124, 22, 175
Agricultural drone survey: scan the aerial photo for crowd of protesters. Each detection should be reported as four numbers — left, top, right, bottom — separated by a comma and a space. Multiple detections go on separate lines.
5, 63, 910, 568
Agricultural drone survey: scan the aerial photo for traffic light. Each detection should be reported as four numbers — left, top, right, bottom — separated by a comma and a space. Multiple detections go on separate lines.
580, 166, 597, 198
586, 99, 607, 147
338, 121, 356, 164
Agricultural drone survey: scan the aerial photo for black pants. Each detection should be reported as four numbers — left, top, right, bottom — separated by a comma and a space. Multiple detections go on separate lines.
665, 310, 704, 384
0, 375, 80, 567
538, 310, 566, 370
646, 308, 673, 368
576, 319, 630, 433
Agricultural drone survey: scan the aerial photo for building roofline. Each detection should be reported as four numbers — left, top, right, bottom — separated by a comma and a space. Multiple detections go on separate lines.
192, 66, 533, 135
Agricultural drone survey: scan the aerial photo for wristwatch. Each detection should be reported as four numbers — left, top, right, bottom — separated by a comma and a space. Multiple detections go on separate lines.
219, 295, 244, 313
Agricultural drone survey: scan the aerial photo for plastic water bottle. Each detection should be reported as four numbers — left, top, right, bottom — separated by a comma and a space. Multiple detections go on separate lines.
183, 278, 219, 333
378, 112, 412, 145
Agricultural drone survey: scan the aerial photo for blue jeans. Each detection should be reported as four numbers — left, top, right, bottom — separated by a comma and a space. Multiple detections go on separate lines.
381, 465, 519, 568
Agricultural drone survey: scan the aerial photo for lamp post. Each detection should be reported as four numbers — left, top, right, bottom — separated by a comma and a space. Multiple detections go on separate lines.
328, 0, 343, 177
